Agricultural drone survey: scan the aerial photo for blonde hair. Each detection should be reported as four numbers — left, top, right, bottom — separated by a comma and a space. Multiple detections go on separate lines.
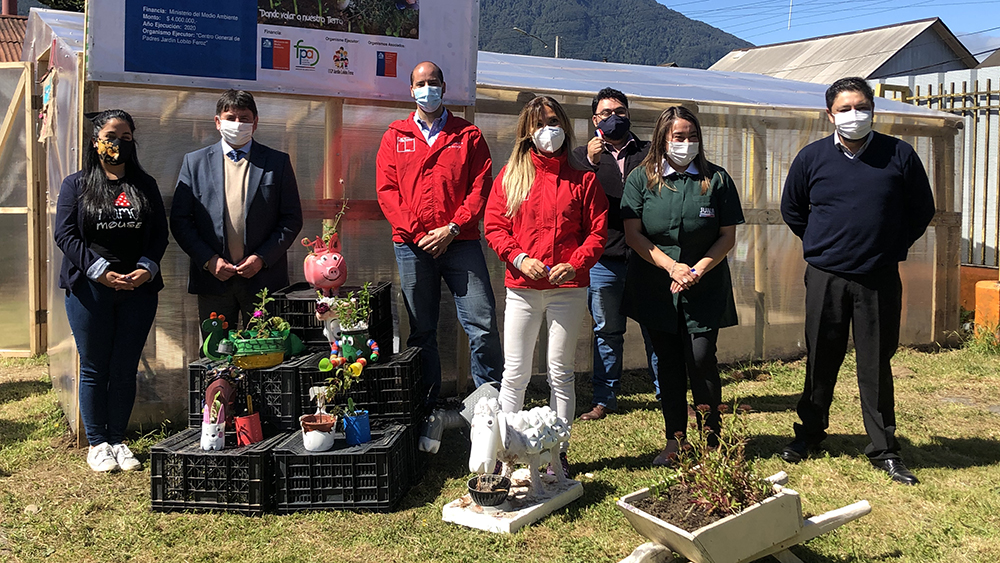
641, 106, 710, 195
501, 96, 576, 217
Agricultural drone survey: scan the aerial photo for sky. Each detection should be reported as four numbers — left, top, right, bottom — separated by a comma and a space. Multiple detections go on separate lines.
658, 0, 1000, 60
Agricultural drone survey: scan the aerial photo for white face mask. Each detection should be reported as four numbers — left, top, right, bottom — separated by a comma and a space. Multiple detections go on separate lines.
532, 126, 565, 153
219, 120, 254, 146
412, 85, 443, 113
833, 109, 873, 141
667, 141, 699, 168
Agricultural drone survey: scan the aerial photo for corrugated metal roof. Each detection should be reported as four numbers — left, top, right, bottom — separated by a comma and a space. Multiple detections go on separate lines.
978, 49, 1000, 69
709, 18, 975, 84
477, 51, 946, 118
0, 15, 26, 63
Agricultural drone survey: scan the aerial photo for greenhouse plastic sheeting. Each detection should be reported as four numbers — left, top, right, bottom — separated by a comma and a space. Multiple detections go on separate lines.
0, 65, 30, 352
476, 51, 946, 117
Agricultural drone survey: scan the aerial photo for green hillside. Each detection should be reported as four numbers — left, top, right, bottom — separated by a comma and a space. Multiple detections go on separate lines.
479, 0, 752, 68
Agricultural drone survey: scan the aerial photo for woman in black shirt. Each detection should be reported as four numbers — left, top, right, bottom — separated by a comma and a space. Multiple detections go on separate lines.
54, 109, 167, 473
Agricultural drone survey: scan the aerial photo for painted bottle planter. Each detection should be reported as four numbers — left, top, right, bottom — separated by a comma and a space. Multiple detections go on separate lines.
228, 331, 288, 369
332, 325, 380, 364
343, 410, 371, 446
300, 413, 338, 452
302, 232, 347, 297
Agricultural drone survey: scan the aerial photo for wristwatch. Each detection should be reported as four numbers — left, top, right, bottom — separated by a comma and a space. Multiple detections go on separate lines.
448, 222, 461, 236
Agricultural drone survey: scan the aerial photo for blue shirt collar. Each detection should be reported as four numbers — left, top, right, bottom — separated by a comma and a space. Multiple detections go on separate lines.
220, 137, 253, 159
662, 159, 699, 177
414, 108, 448, 136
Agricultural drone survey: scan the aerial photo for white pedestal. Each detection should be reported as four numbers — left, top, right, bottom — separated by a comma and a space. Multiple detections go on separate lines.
442, 470, 584, 534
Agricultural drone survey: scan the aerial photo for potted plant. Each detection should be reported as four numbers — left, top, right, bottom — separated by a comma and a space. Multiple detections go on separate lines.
616, 403, 871, 563
331, 282, 380, 364
302, 199, 350, 298
342, 397, 371, 446
299, 355, 366, 452
226, 288, 292, 369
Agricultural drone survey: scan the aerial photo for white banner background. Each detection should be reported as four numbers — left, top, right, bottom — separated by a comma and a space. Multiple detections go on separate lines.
86, 0, 478, 105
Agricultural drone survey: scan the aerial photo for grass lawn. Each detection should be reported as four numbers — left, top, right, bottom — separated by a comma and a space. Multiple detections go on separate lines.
0, 346, 998, 563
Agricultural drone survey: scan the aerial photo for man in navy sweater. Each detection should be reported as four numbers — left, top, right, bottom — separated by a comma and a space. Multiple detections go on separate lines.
779, 77, 935, 486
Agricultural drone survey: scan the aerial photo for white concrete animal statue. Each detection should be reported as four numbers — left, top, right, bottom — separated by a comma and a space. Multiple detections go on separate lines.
468, 397, 571, 497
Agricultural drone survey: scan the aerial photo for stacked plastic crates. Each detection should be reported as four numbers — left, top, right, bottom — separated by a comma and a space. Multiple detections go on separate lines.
271, 281, 429, 513
149, 281, 427, 515
151, 353, 321, 515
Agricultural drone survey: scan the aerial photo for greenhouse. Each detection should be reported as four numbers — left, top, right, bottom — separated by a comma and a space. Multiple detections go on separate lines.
11, 9, 961, 436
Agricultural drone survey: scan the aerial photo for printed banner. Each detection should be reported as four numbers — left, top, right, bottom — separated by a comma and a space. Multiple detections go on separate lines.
86, 0, 477, 104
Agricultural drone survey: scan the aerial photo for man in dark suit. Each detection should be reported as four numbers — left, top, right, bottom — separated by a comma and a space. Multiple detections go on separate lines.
170, 89, 303, 330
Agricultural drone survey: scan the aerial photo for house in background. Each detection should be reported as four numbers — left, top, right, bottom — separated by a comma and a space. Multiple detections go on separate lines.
976, 48, 1000, 68
0, 13, 26, 62
709, 18, 977, 83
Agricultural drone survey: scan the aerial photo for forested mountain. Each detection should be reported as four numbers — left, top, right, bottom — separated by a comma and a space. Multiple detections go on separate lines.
33, 0, 749, 68
479, 0, 752, 69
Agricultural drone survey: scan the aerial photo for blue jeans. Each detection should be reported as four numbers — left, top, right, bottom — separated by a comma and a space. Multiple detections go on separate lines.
65, 281, 158, 446
588, 258, 660, 410
394, 239, 503, 405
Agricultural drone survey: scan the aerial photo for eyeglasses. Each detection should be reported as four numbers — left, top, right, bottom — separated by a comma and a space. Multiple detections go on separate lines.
595, 107, 628, 119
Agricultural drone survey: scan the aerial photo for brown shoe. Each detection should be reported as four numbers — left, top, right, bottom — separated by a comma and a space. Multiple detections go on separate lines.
579, 404, 611, 421
652, 439, 682, 467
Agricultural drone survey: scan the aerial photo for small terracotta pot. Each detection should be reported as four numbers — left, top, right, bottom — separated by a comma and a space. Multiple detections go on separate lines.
300, 413, 337, 433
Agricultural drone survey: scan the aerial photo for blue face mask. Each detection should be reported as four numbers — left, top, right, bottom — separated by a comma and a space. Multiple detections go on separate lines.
598, 115, 631, 140
413, 85, 443, 112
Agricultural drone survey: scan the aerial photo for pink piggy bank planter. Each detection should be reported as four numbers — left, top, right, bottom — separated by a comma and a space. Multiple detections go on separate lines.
302, 232, 347, 297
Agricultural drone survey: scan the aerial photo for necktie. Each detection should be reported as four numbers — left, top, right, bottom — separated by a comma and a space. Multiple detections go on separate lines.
227, 149, 243, 162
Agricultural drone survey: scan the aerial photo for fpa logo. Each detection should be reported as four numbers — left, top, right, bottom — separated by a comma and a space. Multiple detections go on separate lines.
294, 40, 319, 69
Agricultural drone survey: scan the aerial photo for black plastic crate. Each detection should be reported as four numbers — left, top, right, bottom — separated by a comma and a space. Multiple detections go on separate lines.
272, 422, 414, 513
298, 346, 427, 426
150, 428, 287, 516
273, 281, 392, 330
187, 353, 323, 431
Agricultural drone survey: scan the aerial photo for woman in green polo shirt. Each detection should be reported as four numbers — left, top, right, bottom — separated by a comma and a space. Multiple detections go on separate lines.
621, 106, 744, 467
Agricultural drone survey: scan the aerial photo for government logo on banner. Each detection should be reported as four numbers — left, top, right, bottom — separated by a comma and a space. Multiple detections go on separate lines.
261, 38, 290, 70
376, 51, 397, 78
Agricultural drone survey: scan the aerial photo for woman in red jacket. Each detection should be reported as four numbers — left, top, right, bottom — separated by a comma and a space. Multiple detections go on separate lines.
485, 96, 609, 476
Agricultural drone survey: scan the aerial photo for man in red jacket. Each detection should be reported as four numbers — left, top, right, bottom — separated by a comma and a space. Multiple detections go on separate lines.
376, 61, 503, 406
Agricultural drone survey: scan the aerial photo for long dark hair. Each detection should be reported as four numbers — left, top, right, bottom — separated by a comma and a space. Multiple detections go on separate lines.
641, 106, 711, 195
80, 109, 149, 229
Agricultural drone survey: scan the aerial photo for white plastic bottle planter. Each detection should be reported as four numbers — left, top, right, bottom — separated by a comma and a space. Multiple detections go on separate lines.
200, 401, 226, 451
300, 411, 338, 452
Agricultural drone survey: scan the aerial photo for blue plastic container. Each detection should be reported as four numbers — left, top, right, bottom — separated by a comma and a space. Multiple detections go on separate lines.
344, 410, 371, 446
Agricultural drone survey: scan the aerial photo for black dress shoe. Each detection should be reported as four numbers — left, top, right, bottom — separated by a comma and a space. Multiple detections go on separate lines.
779, 439, 818, 463
871, 458, 919, 485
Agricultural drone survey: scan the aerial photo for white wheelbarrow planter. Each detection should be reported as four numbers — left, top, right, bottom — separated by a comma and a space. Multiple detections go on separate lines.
615, 472, 872, 563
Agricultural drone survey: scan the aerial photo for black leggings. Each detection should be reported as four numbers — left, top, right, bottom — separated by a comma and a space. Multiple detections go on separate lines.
645, 312, 721, 440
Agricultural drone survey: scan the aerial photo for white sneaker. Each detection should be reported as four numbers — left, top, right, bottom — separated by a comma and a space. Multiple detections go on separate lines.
87, 442, 119, 472
111, 443, 141, 471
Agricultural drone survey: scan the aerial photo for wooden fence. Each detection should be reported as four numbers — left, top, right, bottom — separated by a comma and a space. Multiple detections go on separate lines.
876, 69, 1000, 267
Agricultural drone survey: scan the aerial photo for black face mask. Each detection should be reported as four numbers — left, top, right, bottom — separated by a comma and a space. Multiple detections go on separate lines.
597, 114, 631, 140
96, 138, 134, 165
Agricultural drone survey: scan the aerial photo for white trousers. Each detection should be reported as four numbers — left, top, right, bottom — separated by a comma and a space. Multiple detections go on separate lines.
498, 287, 588, 445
